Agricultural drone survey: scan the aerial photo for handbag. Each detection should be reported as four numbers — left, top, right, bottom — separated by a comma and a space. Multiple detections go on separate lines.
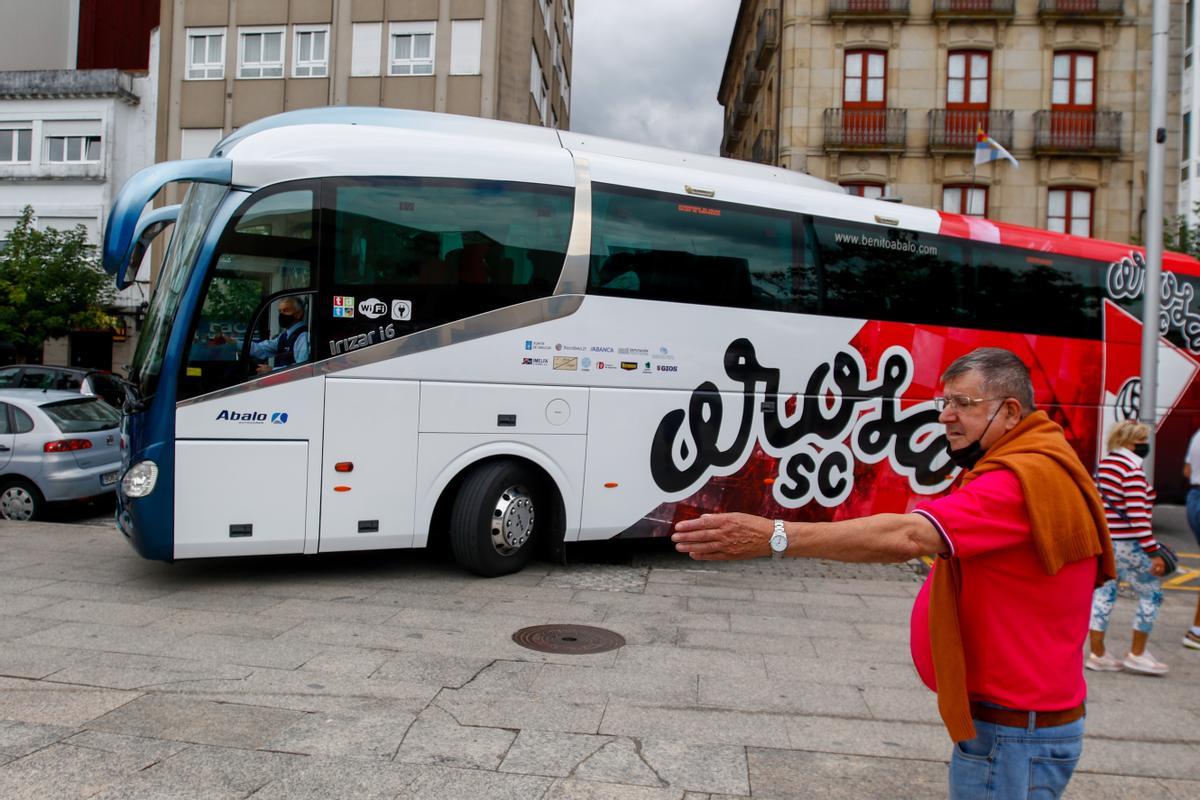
1095, 481, 1178, 577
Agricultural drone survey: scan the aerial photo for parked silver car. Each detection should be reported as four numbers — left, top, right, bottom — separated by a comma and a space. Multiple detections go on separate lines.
0, 390, 122, 521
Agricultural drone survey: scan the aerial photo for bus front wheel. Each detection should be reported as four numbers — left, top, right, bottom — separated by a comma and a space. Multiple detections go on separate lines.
449, 460, 544, 577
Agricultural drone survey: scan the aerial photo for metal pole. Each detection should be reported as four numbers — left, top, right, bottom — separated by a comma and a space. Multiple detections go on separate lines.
1139, 0, 1169, 482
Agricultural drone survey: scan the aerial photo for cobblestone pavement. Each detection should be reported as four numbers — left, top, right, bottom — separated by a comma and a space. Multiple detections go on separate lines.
0, 512, 1197, 799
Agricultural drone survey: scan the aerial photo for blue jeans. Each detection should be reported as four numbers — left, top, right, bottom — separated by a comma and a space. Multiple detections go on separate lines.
949, 711, 1085, 800
1187, 488, 1200, 547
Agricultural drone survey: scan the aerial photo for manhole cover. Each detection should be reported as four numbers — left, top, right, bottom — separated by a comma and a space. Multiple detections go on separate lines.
512, 624, 626, 654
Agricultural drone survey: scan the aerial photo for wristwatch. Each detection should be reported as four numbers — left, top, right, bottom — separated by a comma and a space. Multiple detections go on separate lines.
769, 519, 788, 560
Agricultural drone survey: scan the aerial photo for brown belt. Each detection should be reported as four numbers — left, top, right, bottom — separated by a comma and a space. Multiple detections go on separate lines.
969, 702, 1086, 729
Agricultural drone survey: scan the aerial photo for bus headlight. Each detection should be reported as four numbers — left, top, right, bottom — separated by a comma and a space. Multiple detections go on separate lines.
121, 461, 159, 498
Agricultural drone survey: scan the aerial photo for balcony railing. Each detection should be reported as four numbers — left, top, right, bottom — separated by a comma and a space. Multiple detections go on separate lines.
743, 54, 764, 101
755, 8, 780, 69
932, 0, 1015, 17
1032, 110, 1122, 155
823, 108, 907, 151
828, 0, 910, 19
1038, 0, 1123, 18
752, 129, 778, 164
928, 109, 1014, 152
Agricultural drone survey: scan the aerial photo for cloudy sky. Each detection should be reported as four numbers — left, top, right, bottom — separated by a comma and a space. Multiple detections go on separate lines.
571, 0, 740, 156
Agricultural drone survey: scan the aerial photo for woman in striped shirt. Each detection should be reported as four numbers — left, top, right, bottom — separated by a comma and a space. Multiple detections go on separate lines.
1087, 421, 1169, 676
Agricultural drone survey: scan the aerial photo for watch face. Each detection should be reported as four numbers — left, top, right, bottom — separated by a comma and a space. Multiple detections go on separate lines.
770, 532, 787, 552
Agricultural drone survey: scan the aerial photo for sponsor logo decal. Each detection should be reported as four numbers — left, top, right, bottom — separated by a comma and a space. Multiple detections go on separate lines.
650, 339, 954, 508
1106, 251, 1200, 353
553, 356, 578, 370
522, 357, 533, 365
329, 323, 396, 356
656, 364, 678, 372
591, 346, 614, 353
620, 361, 638, 371
581, 357, 592, 369
332, 296, 355, 318
391, 299, 412, 321
597, 361, 605, 370
271, 412, 288, 424
215, 409, 287, 424
358, 298, 387, 319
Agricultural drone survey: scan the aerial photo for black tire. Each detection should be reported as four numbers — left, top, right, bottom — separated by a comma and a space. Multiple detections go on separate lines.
449, 461, 547, 577
0, 478, 45, 522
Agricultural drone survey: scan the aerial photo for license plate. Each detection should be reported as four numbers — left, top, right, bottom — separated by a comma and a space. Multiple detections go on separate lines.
101, 471, 119, 486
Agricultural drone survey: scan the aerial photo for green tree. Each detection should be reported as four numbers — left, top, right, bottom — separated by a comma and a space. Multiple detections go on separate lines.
1162, 205, 1200, 258
0, 206, 114, 362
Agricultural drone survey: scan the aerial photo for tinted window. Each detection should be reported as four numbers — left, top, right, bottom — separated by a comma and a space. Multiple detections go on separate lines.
41, 398, 120, 433
588, 184, 807, 312
0, 402, 9, 434
13, 406, 33, 433
0, 367, 18, 388
323, 177, 573, 357
971, 243, 1102, 338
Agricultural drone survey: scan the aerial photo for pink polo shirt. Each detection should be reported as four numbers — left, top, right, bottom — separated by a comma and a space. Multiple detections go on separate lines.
909, 469, 1096, 712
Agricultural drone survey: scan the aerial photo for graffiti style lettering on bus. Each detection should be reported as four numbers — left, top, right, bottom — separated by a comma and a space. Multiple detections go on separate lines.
1106, 251, 1200, 352
649, 339, 956, 507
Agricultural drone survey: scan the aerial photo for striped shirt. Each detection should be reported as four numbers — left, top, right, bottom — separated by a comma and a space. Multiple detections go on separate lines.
1095, 448, 1159, 552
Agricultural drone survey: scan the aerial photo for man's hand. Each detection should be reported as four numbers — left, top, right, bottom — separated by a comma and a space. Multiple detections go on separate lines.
672, 513, 775, 560
1150, 555, 1166, 577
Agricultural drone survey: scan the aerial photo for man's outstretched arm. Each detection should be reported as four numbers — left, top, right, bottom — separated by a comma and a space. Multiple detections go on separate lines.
672, 512, 949, 563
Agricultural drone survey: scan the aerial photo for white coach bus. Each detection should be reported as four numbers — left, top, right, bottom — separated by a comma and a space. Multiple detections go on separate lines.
102, 108, 1195, 575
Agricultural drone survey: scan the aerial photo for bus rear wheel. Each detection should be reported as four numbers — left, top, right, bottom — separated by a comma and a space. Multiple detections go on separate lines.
449, 461, 544, 577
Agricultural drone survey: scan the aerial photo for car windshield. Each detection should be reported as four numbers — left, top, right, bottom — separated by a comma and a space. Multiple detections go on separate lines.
41, 398, 121, 433
129, 181, 229, 399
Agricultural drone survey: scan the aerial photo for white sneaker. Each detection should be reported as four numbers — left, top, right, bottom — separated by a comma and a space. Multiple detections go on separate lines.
1122, 650, 1169, 676
1085, 652, 1123, 672
1184, 630, 1200, 651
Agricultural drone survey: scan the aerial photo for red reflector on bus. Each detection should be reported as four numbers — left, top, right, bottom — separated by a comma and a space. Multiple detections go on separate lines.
335, 462, 353, 473
44, 439, 93, 453
763, 478, 775, 486
604, 482, 619, 488
333, 485, 351, 492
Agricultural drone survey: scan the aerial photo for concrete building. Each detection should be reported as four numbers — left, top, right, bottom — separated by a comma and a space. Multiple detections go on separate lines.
155, 0, 573, 165
1180, 0, 1197, 228
720, 0, 1182, 245
0, 0, 160, 372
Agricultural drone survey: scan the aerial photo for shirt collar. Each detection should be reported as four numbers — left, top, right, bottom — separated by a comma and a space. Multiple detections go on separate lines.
1114, 446, 1143, 467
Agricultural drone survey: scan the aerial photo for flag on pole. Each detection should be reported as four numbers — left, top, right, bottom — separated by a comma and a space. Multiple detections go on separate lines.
974, 126, 1019, 169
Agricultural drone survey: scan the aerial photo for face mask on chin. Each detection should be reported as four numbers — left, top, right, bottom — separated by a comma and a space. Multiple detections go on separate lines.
947, 401, 1007, 471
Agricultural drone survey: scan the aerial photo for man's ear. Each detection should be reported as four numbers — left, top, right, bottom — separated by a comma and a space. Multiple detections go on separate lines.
1004, 398, 1022, 429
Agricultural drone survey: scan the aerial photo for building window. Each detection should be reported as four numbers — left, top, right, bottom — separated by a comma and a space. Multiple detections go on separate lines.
390, 22, 436, 76
563, 0, 572, 42
530, 47, 548, 124
181, 128, 224, 160
841, 182, 885, 199
186, 27, 225, 80
351, 23, 382, 77
947, 51, 989, 109
1052, 51, 1095, 111
0, 128, 32, 162
1047, 188, 1093, 237
539, 0, 553, 40
844, 50, 886, 107
1188, 0, 1194, 67
450, 20, 482, 75
46, 136, 101, 163
1185, 112, 1192, 182
943, 185, 987, 218
239, 27, 284, 79
293, 25, 329, 78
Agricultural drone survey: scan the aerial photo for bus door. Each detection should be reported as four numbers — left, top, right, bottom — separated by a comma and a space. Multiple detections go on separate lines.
171, 183, 324, 558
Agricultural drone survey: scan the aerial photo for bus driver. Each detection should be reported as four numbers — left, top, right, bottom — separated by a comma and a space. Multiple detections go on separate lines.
250, 296, 309, 372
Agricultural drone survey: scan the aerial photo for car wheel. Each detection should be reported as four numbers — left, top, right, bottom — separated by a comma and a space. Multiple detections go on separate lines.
0, 479, 45, 521
449, 461, 546, 577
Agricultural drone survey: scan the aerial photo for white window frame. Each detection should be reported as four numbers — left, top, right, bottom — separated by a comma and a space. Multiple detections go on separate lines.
238, 26, 286, 79
389, 21, 436, 76
293, 24, 330, 78
450, 19, 483, 76
0, 125, 32, 163
530, 47, 547, 124
563, 0, 572, 43
186, 27, 226, 80
539, 0, 552, 40
44, 135, 102, 164
942, 185, 987, 218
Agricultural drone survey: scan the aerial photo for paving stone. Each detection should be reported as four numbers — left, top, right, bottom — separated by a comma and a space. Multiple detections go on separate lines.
370, 649, 494, 687
264, 706, 416, 760
542, 778, 685, 800
0, 641, 85, 680
727, 613, 852, 640
87, 743, 304, 800
148, 609, 302, 639
258, 597, 401, 625
860, 686, 942, 724
747, 747, 947, 799
26, 599, 172, 627
677, 630, 818, 657
587, 619, 679, 646
786, 717, 949, 761
88, 694, 309, 749
165, 633, 325, 670
1079, 694, 1200, 741
16, 621, 184, 657
851, 621, 912, 642
1063, 772, 1184, 800
0, 675, 139, 727
0, 616, 53, 641
453, 658, 544, 693
753, 589, 865, 608
1078, 739, 1200, 780
602, 609, 731, 633
61, 730, 189, 764
798, 577, 922, 598
25, 579, 173, 604
457, 583, 577, 603
482, 599, 610, 624
1158, 778, 1200, 799
541, 564, 649, 593
572, 590, 687, 612
246, 758, 424, 799
639, 739, 751, 796
762, 654, 923, 689
435, 686, 606, 734
298, 647, 395, 677
533, 663, 698, 705
368, 589, 489, 611
388, 605, 545, 634
42, 651, 253, 691
0, 720, 75, 758
0, 741, 163, 800
698, 677, 870, 717
808, 635, 920, 665
0, 576, 60, 594
599, 704, 790, 747
574, 737, 665, 787
498, 730, 613, 777
642, 584, 755, 601
616, 645, 766, 678
395, 705, 516, 769
395, 764, 553, 800
154, 590, 286, 615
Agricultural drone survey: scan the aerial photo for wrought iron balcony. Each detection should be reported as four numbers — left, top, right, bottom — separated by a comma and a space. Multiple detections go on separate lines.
1032, 110, 1122, 155
755, 8, 779, 69
1038, 0, 1123, 19
928, 109, 1014, 152
742, 54, 764, 102
932, 0, 1015, 18
752, 129, 778, 164
828, 0, 910, 19
823, 108, 907, 151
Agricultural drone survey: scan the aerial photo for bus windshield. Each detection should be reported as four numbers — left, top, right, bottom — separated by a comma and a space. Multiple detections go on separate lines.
129, 182, 229, 400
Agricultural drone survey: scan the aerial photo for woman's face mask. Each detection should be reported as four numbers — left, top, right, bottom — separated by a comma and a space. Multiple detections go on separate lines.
1133, 442, 1150, 459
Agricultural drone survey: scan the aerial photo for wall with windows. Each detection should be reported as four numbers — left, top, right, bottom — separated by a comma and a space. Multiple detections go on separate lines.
157, 0, 571, 170
1182, 0, 1198, 227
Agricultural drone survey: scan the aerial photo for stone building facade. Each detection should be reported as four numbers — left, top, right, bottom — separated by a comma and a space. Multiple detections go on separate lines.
720, 0, 1181, 245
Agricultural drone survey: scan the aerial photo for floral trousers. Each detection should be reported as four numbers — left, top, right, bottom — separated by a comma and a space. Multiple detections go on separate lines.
1090, 540, 1163, 634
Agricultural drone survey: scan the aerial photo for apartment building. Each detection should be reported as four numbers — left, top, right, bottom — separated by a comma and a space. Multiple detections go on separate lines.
1181, 0, 1197, 227
720, 0, 1181, 244
156, 0, 572, 164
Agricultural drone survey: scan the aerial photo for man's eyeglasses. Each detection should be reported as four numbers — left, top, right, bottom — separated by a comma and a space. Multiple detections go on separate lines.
933, 394, 1002, 412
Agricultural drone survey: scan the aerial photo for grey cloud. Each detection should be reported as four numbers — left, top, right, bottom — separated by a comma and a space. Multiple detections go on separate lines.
571, 0, 740, 155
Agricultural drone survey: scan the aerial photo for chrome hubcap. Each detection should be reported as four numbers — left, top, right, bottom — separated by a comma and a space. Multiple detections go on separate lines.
0, 487, 35, 521
491, 483, 534, 556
